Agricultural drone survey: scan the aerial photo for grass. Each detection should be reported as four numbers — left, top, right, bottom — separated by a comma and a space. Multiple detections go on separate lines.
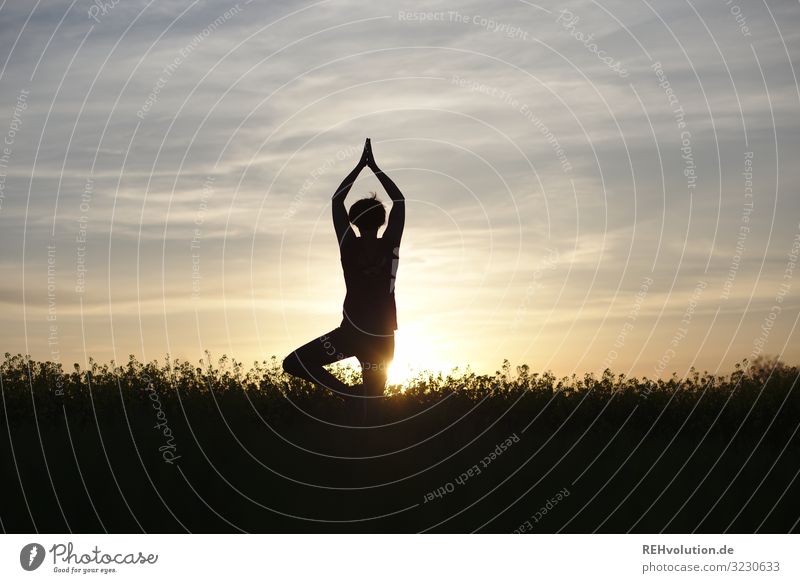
1, 352, 798, 533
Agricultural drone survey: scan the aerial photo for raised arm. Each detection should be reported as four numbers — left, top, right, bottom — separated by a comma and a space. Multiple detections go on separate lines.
367, 143, 405, 244
332, 140, 369, 244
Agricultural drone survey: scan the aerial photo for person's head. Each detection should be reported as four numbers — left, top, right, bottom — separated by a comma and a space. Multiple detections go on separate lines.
348, 191, 385, 234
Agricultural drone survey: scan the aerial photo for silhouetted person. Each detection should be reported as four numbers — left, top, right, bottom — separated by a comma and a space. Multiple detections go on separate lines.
283, 138, 405, 403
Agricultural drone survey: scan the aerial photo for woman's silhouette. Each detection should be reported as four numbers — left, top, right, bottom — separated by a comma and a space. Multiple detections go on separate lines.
282, 138, 405, 400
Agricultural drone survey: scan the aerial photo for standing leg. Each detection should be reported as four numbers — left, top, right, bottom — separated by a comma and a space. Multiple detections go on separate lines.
357, 333, 395, 419
360, 359, 390, 397
282, 328, 355, 395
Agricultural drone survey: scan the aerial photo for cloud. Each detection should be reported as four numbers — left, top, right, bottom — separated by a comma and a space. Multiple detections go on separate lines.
1, 0, 798, 375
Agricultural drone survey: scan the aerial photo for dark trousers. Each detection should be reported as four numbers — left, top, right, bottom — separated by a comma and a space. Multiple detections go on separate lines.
282, 324, 395, 398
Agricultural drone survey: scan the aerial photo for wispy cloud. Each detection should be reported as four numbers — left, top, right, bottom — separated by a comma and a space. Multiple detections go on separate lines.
1, 0, 798, 376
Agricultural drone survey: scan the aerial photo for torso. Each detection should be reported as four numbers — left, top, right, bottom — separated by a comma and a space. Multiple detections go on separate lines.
340, 235, 399, 334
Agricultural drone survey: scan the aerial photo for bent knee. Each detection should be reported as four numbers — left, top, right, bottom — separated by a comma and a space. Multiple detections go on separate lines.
282, 353, 302, 376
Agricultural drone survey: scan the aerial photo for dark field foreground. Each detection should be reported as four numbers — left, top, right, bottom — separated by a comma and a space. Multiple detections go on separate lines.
1, 353, 798, 533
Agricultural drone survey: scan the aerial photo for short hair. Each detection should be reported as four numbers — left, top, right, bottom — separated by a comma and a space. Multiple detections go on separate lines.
348, 191, 386, 231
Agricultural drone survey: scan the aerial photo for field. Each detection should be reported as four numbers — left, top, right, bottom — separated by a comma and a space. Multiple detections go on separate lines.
1, 353, 798, 533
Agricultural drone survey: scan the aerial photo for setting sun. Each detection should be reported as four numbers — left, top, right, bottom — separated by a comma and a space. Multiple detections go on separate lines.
386, 326, 454, 386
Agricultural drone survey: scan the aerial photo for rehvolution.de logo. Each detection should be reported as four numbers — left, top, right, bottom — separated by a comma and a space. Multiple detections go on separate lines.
20, 543, 46, 571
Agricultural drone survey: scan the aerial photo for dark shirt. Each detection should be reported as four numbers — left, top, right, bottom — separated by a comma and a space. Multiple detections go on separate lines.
340, 234, 399, 334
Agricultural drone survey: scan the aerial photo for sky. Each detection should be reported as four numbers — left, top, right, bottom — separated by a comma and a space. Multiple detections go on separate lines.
0, 0, 798, 381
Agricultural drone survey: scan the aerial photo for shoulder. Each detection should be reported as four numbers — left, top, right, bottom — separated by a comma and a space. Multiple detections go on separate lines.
339, 231, 358, 252
380, 232, 401, 248
379, 236, 400, 254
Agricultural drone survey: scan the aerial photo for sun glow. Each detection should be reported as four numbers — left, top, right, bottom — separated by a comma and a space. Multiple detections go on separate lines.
386, 326, 454, 386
